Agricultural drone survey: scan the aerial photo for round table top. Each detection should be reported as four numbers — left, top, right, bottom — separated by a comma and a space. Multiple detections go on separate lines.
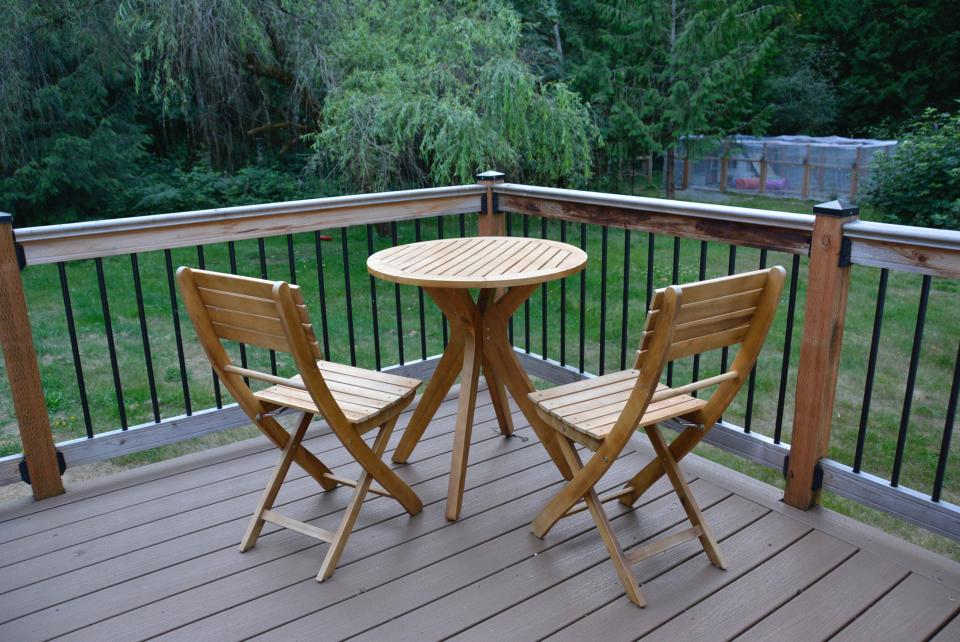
367, 236, 588, 289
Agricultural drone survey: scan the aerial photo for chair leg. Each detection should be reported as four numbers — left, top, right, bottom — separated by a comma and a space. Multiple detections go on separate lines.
644, 424, 727, 570
531, 436, 614, 539
618, 426, 702, 507
317, 416, 398, 581
482, 355, 514, 437
562, 441, 646, 607
240, 412, 314, 552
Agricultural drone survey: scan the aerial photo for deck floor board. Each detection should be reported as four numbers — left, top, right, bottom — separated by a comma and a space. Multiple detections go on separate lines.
0, 388, 957, 642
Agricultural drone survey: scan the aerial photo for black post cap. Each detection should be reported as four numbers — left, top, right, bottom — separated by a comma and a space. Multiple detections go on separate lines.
476, 170, 505, 182
0, 212, 11, 225
813, 199, 859, 217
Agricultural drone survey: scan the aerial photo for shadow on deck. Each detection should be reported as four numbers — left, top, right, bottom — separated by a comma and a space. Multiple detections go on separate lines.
1, 388, 958, 641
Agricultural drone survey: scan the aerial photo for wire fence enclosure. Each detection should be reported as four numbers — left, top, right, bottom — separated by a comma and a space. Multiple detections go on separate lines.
0, 178, 957, 541
677, 135, 897, 202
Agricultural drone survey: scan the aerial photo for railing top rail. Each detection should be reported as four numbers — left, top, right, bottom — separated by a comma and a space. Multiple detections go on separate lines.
844, 220, 960, 252
494, 183, 816, 232
13, 184, 485, 266
14, 184, 484, 240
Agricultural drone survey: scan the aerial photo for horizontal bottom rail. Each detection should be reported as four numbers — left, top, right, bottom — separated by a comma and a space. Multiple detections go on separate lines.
821, 460, 960, 541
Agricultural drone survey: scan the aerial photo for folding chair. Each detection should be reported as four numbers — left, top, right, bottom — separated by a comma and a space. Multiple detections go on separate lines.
177, 267, 423, 581
528, 267, 785, 606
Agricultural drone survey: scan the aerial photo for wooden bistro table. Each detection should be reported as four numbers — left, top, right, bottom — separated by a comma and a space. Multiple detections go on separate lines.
367, 236, 588, 520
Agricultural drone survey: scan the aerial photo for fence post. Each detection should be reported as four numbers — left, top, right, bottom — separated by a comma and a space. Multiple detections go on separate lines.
477, 170, 505, 236
801, 145, 811, 200
784, 199, 858, 509
850, 147, 862, 200
759, 144, 768, 194
0, 214, 65, 500
719, 145, 729, 193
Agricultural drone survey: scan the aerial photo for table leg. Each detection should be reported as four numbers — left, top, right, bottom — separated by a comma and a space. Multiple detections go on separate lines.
446, 317, 483, 520
481, 286, 574, 481
391, 331, 464, 464
481, 354, 514, 437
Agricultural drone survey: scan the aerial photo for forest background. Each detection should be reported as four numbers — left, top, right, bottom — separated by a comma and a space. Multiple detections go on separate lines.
3, 0, 959, 227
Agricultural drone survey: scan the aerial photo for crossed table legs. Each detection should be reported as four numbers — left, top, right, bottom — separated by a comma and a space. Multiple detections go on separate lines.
390, 284, 574, 520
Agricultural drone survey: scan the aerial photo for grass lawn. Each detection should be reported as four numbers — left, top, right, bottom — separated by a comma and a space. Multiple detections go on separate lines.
1, 182, 957, 558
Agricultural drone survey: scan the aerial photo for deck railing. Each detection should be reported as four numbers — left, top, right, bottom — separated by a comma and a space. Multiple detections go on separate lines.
1, 175, 957, 541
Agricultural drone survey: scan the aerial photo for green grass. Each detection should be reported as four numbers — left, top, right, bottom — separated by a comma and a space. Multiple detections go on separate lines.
0, 185, 957, 558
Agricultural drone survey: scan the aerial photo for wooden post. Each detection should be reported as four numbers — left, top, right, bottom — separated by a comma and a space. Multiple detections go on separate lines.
0, 214, 65, 499
784, 200, 858, 509
681, 154, 690, 190
850, 147, 862, 200
718, 146, 729, 193
476, 170, 505, 236
647, 153, 654, 185
759, 144, 768, 194
801, 145, 811, 200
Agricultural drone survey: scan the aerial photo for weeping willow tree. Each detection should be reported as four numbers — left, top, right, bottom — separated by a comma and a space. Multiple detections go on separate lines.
119, 0, 597, 190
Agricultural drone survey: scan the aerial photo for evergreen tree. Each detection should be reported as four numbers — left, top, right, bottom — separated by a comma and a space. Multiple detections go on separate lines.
563, 0, 780, 197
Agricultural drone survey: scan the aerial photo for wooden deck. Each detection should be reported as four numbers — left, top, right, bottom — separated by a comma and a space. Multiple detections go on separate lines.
1, 387, 958, 641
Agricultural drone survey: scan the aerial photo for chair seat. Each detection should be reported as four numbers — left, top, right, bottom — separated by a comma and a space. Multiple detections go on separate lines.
254, 360, 421, 432
529, 370, 707, 450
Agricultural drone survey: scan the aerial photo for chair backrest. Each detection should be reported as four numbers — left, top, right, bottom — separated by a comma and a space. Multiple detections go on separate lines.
176, 267, 346, 428
635, 266, 786, 429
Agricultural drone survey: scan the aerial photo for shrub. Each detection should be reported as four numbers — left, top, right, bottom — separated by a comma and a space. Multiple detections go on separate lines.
863, 107, 960, 229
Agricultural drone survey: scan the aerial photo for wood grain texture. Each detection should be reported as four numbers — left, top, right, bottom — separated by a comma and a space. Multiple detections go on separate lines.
785, 211, 856, 508
367, 237, 587, 288
498, 193, 812, 255
0, 224, 64, 499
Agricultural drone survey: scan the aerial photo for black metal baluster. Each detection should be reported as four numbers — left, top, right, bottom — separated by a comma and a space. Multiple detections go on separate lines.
286, 234, 297, 284
891, 275, 931, 487
853, 269, 889, 472
645, 232, 654, 312
164, 249, 191, 415
131, 254, 161, 421
95, 258, 127, 429
774, 253, 801, 444
579, 223, 587, 373
314, 231, 331, 359
459, 213, 466, 237
341, 228, 357, 366
58, 263, 93, 437
932, 342, 960, 502
720, 245, 737, 375
667, 237, 680, 386
599, 226, 609, 375
392, 222, 404, 365
257, 237, 278, 375
367, 225, 383, 370
743, 249, 768, 432
560, 220, 568, 367
414, 219, 427, 360
541, 217, 549, 359
437, 217, 448, 347
523, 215, 531, 353
620, 229, 631, 370
227, 241, 250, 380
506, 213, 514, 344
195, 246, 222, 409
691, 241, 708, 393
